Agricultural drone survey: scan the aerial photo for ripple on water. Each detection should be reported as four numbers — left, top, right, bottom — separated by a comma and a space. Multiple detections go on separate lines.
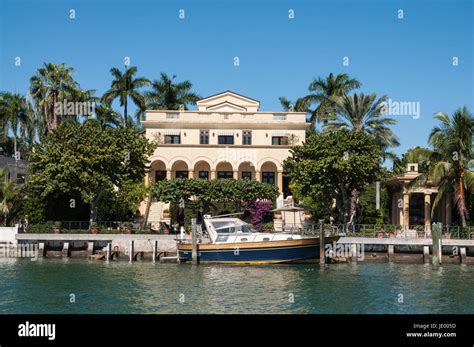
0, 259, 473, 314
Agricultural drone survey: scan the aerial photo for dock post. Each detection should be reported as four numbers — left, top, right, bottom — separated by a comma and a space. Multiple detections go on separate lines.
62, 242, 70, 258
152, 240, 158, 263
319, 219, 325, 266
191, 218, 199, 265
423, 246, 430, 264
431, 222, 442, 268
387, 245, 394, 262
87, 242, 94, 257
350, 244, 358, 263
106, 243, 112, 262
129, 240, 135, 263
38, 242, 45, 258
460, 247, 466, 264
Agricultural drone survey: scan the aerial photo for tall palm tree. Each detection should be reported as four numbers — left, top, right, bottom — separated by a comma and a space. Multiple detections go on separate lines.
0, 92, 35, 157
305, 73, 361, 127
324, 93, 399, 226
30, 62, 81, 132
412, 107, 473, 227
144, 72, 200, 111
102, 66, 150, 127
0, 167, 23, 226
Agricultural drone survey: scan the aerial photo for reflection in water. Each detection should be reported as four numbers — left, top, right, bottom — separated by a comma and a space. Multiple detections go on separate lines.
0, 259, 473, 314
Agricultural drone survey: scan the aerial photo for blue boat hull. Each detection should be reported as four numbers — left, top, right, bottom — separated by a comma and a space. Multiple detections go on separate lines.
178, 237, 339, 264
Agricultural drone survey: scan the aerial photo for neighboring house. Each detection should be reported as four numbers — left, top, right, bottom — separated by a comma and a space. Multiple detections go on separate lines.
0, 155, 28, 184
386, 163, 451, 231
140, 91, 309, 225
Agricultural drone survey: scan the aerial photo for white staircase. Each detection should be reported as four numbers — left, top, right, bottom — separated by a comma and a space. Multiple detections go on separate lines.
148, 202, 164, 223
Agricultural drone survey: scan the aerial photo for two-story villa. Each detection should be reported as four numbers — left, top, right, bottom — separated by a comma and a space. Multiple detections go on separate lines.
140, 91, 309, 224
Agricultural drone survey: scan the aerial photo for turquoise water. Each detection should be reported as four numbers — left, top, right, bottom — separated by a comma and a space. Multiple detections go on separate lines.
0, 258, 473, 314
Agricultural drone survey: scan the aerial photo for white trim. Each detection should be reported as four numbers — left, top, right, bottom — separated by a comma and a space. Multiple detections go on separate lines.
217, 130, 234, 136
163, 129, 180, 135
272, 131, 289, 137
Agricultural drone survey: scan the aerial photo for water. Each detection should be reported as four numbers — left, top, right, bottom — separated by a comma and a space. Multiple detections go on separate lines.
0, 258, 473, 314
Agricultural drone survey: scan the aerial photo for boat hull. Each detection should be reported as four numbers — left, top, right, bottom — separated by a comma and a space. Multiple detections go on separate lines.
178, 236, 339, 264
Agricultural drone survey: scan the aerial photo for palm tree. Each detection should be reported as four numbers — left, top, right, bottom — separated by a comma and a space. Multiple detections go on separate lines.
305, 73, 361, 127
144, 72, 200, 111
324, 93, 399, 226
0, 167, 23, 226
30, 63, 81, 132
412, 107, 473, 227
393, 146, 433, 174
325, 93, 399, 148
89, 103, 121, 130
0, 92, 35, 158
278, 96, 310, 113
102, 66, 150, 127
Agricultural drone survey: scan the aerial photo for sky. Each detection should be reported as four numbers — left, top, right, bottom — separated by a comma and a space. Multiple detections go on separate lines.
0, 0, 472, 158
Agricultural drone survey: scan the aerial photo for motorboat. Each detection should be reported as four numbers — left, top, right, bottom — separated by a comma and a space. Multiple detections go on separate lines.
177, 215, 340, 264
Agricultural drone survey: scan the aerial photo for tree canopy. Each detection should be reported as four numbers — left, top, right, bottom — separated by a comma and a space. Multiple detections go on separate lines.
284, 130, 382, 224
153, 178, 278, 206
26, 121, 156, 223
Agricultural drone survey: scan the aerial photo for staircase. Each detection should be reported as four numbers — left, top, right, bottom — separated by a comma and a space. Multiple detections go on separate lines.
146, 202, 170, 230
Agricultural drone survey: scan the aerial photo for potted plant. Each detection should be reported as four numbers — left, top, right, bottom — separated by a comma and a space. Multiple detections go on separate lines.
162, 208, 170, 219
416, 225, 425, 238
90, 222, 99, 234
123, 222, 134, 234
375, 226, 385, 238
388, 229, 396, 238
52, 221, 61, 234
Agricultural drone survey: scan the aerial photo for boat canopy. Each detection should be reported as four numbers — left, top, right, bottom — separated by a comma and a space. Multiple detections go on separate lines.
208, 219, 255, 234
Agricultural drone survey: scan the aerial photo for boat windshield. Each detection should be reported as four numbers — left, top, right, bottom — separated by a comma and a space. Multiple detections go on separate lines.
211, 221, 255, 234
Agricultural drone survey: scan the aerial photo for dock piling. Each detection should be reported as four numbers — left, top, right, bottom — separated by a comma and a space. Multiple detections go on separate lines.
38, 242, 45, 258
62, 242, 70, 258
129, 240, 134, 262
423, 246, 430, 264
191, 218, 199, 265
106, 242, 112, 262
387, 245, 394, 262
432, 222, 442, 268
152, 240, 158, 263
319, 219, 325, 266
460, 247, 467, 264
350, 244, 358, 263
87, 242, 94, 257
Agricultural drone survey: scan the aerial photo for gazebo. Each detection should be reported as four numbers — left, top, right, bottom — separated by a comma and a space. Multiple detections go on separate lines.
386, 163, 451, 231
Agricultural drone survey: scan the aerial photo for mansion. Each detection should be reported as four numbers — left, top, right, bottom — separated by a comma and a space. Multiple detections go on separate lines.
140, 91, 309, 225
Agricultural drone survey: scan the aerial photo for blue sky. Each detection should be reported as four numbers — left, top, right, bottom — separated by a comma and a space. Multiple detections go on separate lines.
0, 0, 472, 157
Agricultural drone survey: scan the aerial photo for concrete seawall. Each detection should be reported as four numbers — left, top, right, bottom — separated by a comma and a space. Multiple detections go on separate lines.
11, 233, 178, 260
